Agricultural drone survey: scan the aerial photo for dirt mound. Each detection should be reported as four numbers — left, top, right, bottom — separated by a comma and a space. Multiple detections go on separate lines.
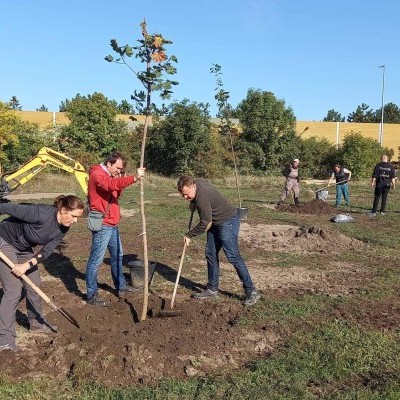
240, 223, 363, 253
1, 294, 276, 386
277, 198, 335, 215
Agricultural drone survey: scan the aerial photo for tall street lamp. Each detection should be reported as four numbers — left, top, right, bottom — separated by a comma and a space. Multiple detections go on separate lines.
379, 65, 385, 145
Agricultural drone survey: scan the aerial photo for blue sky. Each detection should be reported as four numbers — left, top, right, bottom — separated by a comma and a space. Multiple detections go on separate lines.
1, 0, 399, 121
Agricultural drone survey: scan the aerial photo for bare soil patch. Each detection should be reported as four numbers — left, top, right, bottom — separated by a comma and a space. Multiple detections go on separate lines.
239, 222, 363, 253
1, 294, 277, 386
277, 198, 335, 215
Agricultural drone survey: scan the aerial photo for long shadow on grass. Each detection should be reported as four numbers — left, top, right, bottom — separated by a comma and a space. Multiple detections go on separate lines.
42, 252, 115, 299
143, 259, 242, 301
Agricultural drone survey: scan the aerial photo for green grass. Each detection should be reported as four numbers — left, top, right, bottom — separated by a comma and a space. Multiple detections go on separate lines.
2, 174, 400, 399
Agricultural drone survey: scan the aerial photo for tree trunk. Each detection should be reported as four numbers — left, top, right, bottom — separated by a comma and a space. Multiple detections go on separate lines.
140, 84, 151, 321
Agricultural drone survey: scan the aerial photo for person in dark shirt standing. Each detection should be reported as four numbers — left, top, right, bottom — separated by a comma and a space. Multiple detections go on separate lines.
0, 195, 84, 352
369, 154, 396, 217
177, 175, 260, 306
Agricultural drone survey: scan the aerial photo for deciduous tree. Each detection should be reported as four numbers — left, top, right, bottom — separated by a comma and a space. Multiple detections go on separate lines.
106, 19, 178, 320
0, 102, 20, 171
210, 63, 243, 207
147, 99, 211, 176
57, 92, 128, 163
236, 89, 296, 172
340, 131, 392, 178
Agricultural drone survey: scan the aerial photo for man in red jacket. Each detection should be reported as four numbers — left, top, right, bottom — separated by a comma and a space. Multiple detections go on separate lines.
85, 152, 145, 306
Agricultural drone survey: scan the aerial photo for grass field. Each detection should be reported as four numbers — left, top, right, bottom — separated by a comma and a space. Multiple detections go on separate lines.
1, 173, 400, 399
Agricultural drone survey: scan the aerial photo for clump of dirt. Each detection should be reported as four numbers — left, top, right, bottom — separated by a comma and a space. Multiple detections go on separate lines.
1, 294, 277, 386
240, 223, 363, 253
277, 198, 335, 215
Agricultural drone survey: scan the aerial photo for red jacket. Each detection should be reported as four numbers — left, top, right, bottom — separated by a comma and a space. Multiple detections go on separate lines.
87, 164, 137, 226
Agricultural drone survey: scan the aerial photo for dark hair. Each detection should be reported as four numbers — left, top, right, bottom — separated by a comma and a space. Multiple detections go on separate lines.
104, 152, 127, 168
177, 175, 196, 193
54, 195, 85, 212
333, 163, 341, 168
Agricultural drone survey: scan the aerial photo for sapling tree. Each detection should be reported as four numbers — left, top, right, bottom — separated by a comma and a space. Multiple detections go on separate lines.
210, 63, 243, 208
105, 19, 178, 320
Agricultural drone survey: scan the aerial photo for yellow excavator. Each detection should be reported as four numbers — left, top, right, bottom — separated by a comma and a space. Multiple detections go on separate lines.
0, 147, 88, 198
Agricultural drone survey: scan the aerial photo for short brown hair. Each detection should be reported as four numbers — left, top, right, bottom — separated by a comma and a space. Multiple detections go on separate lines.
54, 195, 85, 212
104, 151, 127, 168
177, 175, 196, 193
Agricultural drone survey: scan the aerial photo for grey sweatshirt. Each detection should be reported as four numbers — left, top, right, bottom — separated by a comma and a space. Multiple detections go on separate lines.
187, 179, 237, 238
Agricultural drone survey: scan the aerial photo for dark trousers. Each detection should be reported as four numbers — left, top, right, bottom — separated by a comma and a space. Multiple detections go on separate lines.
372, 185, 391, 213
0, 239, 46, 347
205, 214, 255, 295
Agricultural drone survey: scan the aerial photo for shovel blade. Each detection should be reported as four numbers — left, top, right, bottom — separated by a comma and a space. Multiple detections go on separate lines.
59, 307, 80, 329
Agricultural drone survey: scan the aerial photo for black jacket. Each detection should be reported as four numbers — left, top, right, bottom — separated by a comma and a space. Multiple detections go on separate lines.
0, 203, 68, 261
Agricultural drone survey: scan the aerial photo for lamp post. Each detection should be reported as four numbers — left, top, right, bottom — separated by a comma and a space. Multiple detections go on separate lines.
379, 65, 385, 145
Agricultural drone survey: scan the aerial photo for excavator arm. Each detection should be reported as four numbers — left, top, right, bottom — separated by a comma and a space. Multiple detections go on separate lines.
0, 147, 88, 198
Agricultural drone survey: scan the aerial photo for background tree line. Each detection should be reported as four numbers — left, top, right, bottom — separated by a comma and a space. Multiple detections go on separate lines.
7, 93, 400, 124
323, 102, 400, 123
0, 92, 394, 180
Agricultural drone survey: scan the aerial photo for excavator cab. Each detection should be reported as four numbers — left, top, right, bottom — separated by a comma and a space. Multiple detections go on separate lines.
0, 147, 88, 198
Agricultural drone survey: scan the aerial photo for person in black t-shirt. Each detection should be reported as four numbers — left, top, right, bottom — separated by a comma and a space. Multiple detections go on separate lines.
369, 155, 396, 217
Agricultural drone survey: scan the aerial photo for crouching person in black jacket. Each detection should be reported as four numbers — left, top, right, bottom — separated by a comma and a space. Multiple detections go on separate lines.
0, 195, 84, 352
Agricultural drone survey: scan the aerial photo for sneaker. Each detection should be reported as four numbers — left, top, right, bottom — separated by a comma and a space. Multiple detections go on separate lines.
193, 289, 219, 299
117, 285, 141, 297
0, 343, 17, 352
368, 212, 377, 218
30, 323, 57, 333
87, 294, 107, 307
380, 212, 386, 216
243, 291, 261, 306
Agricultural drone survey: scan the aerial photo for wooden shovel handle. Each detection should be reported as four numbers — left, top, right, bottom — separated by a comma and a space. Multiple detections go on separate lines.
316, 179, 348, 193
0, 250, 58, 311
170, 209, 195, 309
170, 242, 187, 309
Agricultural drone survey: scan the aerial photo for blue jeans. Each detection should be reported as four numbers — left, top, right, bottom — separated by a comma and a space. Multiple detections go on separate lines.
205, 214, 255, 295
335, 183, 349, 206
85, 225, 127, 299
